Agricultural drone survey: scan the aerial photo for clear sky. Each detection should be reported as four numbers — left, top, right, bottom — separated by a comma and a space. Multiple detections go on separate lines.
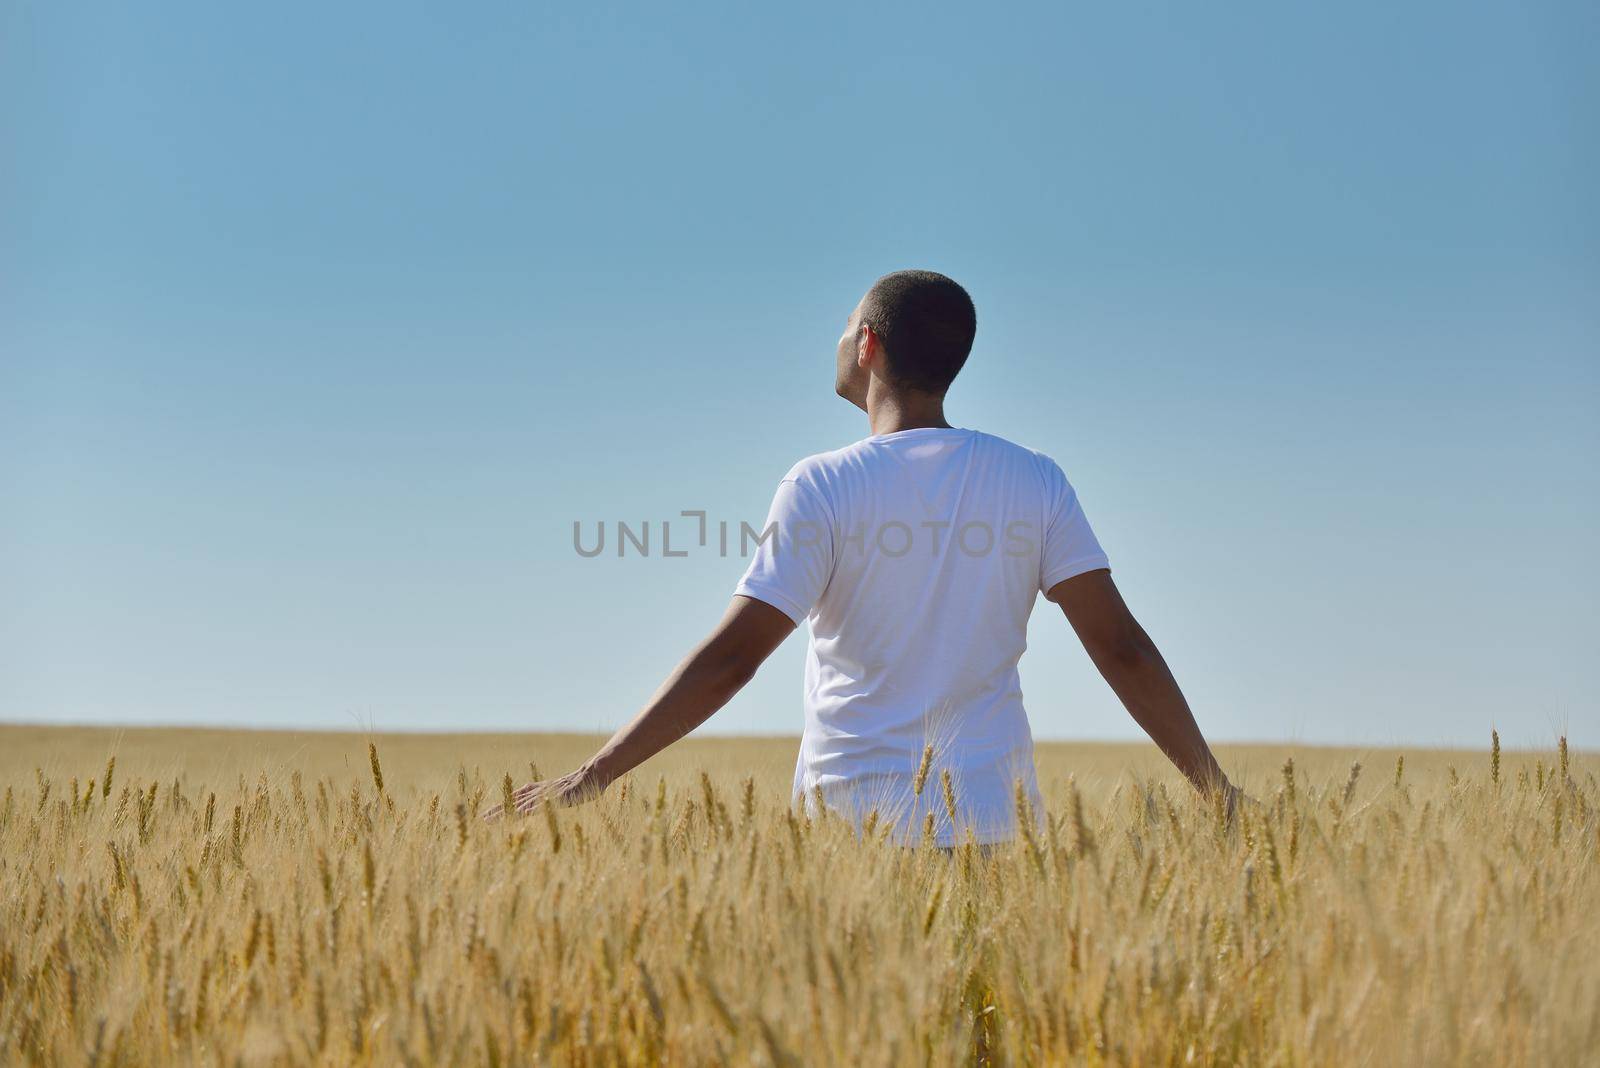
3, 1, 1595, 750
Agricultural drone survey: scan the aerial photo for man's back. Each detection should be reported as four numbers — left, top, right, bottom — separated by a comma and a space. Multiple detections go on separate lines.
736, 427, 1109, 845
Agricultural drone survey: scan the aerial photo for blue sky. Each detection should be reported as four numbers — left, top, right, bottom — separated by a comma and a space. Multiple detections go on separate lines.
3, 1, 1595, 749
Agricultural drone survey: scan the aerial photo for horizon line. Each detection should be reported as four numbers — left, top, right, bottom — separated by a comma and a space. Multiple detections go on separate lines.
0, 719, 1584, 755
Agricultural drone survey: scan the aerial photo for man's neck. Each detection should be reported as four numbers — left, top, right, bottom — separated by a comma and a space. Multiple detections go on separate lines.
865, 384, 951, 437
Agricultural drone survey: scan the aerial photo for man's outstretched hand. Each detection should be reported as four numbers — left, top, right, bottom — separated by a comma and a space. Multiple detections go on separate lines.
482, 597, 793, 824
1049, 570, 1238, 810
482, 767, 605, 821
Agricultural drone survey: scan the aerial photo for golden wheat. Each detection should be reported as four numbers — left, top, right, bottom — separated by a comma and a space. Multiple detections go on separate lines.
0, 726, 1596, 1066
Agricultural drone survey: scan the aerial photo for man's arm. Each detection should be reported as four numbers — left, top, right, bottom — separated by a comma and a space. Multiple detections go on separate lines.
1048, 569, 1237, 803
486, 595, 794, 818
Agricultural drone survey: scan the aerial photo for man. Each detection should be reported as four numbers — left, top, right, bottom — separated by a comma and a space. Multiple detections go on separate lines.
490, 270, 1237, 840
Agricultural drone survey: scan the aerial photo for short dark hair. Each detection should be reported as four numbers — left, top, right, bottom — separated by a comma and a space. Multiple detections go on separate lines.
859, 270, 977, 394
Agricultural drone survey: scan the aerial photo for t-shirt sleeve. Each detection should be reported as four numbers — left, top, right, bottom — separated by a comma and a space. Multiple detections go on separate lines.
1039, 461, 1110, 594
733, 477, 836, 625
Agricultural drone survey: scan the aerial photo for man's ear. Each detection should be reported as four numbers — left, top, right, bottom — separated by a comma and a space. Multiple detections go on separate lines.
856, 325, 879, 370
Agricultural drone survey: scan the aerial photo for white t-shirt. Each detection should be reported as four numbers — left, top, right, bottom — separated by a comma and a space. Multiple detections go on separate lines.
734, 426, 1109, 845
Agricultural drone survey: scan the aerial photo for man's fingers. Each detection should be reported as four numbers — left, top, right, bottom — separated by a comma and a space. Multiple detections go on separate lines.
484, 782, 547, 821
484, 777, 582, 823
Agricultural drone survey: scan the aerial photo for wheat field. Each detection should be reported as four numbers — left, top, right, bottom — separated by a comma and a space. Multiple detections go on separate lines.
0, 726, 1595, 1066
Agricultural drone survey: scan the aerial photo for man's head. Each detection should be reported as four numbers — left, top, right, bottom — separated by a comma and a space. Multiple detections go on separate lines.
835, 270, 977, 410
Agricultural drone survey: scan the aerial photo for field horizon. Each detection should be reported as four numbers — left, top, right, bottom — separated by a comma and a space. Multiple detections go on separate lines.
6, 724, 1589, 786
